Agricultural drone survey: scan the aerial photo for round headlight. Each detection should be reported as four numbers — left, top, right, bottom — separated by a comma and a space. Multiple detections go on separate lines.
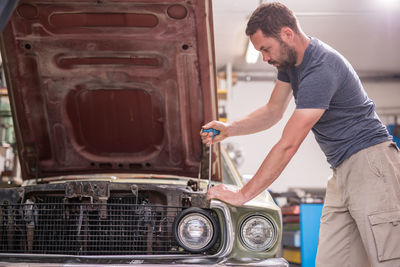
173, 207, 219, 253
239, 215, 276, 252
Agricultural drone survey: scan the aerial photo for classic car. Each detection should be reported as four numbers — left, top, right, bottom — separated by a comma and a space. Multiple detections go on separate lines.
0, 0, 288, 266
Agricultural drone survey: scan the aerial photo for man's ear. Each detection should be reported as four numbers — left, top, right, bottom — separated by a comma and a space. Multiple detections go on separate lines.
280, 27, 294, 43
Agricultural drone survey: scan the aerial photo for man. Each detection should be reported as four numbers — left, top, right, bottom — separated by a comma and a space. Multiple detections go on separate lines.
201, 2, 400, 267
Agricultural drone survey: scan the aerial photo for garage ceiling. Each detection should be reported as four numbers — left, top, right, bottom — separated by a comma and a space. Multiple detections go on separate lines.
212, 0, 400, 74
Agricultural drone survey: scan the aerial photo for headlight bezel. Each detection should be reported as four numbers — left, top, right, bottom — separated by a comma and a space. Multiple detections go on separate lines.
173, 207, 219, 253
239, 214, 277, 252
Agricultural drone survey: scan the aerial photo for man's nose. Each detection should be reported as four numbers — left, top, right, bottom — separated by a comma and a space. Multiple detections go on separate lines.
261, 52, 270, 62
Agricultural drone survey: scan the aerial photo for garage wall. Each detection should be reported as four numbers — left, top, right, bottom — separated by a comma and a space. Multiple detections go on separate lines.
223, 77, 400, 193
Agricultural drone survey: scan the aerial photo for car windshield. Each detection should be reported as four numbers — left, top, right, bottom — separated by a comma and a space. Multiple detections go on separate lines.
221, 148, 243, 186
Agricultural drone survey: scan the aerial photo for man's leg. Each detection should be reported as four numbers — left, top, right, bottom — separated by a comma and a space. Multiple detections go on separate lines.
338, 141, 400, 267
315, 171, 370, 267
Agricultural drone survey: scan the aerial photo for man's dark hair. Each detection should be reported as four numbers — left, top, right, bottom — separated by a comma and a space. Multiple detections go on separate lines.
245, 2, 299, 40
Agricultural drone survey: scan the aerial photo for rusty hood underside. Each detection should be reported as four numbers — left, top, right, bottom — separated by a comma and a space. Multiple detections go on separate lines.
0, 0, 219, 180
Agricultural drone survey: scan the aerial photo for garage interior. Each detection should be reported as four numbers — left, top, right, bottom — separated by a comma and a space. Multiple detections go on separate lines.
0, 0, 399, 266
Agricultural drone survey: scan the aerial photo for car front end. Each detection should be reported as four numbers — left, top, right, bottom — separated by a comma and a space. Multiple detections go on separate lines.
0, 175, 287, 266
0, 0, 287, 266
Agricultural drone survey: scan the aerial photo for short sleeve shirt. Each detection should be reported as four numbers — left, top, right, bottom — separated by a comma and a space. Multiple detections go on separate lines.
278, 37, 390, 168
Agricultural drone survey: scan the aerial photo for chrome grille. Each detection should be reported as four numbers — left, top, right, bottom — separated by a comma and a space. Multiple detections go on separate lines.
0, 196, 192, 255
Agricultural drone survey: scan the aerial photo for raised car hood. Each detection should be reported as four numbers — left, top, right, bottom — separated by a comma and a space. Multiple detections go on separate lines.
0, 0, 219, 180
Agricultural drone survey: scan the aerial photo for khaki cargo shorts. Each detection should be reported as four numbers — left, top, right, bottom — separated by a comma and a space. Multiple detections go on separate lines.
316, 141, 400, 267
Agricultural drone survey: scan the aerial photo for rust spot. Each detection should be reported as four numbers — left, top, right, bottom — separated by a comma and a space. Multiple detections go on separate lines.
167, 4, 188, 20
50, 13, 158, 28
17, 4, 38, 19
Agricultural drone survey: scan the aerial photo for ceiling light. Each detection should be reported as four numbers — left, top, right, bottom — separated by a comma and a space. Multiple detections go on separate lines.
245, 40, 259, 64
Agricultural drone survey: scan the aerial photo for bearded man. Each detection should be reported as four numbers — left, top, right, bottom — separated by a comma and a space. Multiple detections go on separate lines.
201, 3, 400, 267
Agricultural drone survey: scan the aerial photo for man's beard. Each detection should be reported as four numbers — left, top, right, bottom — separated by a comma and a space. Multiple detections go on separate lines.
269, 40, 297, 71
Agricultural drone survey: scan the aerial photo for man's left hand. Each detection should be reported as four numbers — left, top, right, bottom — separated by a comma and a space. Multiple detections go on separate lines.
207, 184, 247, 206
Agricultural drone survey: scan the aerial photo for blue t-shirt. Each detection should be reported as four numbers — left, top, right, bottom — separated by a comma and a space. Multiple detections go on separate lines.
278, 37, 391, 168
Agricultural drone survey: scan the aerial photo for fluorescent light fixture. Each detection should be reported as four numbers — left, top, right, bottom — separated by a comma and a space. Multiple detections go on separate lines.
245, 40, 259, 64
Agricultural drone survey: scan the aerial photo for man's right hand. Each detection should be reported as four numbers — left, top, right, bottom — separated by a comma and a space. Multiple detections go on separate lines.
200, 120, 229, 146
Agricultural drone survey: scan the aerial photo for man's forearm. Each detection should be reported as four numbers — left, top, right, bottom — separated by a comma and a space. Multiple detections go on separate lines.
227, 104, 283, 137
237, 108, 325, 204
206, 108, 324, 207
239, 139, 298, 203
227, 80, 292, 137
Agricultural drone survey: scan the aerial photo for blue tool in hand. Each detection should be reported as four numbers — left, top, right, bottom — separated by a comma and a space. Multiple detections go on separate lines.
201, 128, 220, 139
201, 128, 220, 190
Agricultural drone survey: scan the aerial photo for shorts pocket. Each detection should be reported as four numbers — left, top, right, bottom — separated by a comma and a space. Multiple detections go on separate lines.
366, 150, 384, 177
368, 210, 400, 262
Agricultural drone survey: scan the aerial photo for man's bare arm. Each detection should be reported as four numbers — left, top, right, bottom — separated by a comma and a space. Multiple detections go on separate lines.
227, 80, 292, 136
207, 108, 325, 205
201, 80, 292, 145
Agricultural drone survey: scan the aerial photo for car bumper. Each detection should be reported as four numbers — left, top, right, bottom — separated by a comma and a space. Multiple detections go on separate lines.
0, 257, 289, 267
